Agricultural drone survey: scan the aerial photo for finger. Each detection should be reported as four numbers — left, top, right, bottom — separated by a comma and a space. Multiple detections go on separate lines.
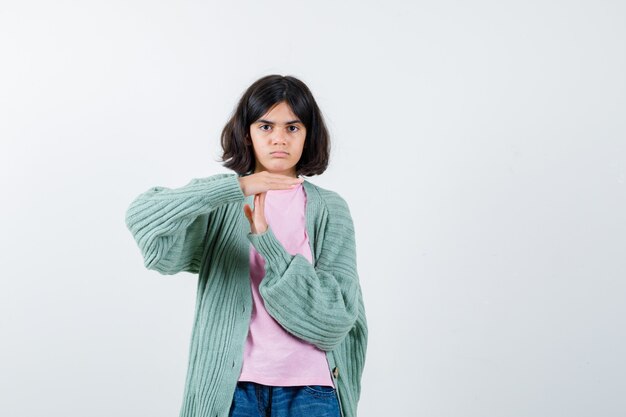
271, 178, 304, 190
243, 204, 253, 223
254, 193, 267, 233
252, 194, 259, 218
264, 172, 304, 183
244, 205, 256, 233
253, 173, 303, 193
257, 192, 266, 217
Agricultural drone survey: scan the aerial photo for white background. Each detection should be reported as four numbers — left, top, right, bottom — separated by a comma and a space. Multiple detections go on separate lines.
1, 1, 625, 416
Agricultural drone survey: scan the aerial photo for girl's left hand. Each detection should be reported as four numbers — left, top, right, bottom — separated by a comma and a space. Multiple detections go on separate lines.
243, 192, 268, 234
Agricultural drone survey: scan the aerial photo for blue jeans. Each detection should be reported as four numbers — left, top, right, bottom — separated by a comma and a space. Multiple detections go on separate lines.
228, 381, 341, 417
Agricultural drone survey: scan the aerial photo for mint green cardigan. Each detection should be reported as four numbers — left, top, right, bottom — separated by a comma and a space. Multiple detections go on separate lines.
125, 173, 368, 417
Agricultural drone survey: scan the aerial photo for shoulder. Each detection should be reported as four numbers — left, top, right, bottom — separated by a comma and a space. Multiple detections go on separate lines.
305, 180, 354, 227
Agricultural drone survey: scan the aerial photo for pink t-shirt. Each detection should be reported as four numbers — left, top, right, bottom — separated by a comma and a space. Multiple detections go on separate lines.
238, 183, 335, 387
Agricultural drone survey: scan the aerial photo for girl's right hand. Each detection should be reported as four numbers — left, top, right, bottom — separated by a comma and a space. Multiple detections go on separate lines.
238, 171, 304, 197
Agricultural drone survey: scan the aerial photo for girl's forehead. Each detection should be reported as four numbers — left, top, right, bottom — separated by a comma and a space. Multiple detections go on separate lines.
256, 106, 302, 124
264, 101, 297, 116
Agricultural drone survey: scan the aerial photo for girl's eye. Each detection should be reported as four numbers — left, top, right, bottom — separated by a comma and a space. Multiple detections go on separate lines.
259, 125, 300, 132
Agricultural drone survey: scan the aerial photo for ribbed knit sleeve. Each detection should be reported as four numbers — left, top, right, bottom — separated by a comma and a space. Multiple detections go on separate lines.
247, 194, 360, 352
125, 173, 245, 275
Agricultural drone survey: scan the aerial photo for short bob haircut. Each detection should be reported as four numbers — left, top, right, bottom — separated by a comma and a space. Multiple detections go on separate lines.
219, 74, 330, 177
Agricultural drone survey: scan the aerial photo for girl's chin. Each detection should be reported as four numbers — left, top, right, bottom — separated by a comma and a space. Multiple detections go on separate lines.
265, 162, 294, 170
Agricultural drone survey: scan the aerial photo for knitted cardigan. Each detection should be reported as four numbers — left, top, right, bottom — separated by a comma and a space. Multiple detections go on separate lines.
124, 173, 368, 417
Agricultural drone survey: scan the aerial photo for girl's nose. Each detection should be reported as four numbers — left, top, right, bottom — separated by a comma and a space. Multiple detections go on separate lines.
271, 132, 287, 144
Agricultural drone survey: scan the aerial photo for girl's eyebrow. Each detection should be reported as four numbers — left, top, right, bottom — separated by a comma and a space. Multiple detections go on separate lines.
256, 118, 302, 125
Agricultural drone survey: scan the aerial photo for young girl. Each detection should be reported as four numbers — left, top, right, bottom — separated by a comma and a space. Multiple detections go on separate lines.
125, 75, 368, 417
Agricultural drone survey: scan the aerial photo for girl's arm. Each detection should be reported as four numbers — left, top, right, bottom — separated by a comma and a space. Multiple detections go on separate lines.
125, 173, 245, 275
248, 193, 363, 352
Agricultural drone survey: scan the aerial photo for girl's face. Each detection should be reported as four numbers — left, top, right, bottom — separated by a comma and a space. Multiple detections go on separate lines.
249, 101, 306, 178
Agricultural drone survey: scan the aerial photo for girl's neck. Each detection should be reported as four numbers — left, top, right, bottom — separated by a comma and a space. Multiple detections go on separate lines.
254, 168, 298, 178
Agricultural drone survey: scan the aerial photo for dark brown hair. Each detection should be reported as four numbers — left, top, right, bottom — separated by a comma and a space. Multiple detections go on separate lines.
219, 74, 330, 177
